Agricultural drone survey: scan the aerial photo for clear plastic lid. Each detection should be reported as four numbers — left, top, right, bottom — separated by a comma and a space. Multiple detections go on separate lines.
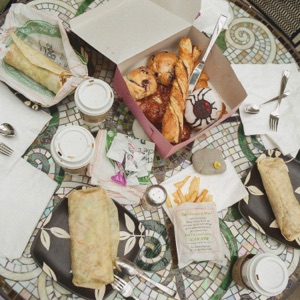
75, 78, 114, 116
50, 125, 95, 169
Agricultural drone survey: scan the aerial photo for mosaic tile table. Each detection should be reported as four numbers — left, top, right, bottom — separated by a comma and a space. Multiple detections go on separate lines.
0, 1, 300, 300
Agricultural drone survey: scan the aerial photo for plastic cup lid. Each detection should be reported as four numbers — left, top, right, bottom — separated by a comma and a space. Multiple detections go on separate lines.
75, 78, 113, 116
249, 254, 288, 296
51, 125, 95, 169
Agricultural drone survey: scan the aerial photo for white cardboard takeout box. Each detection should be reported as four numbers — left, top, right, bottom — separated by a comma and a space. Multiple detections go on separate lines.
70, 0, 247, 158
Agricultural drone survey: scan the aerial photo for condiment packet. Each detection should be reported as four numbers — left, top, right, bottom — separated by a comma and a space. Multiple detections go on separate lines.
173, 202, 225, 269
106, 134, 128, 163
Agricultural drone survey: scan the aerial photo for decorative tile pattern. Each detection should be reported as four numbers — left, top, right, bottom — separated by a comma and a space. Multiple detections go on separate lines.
0, 1, 299, 300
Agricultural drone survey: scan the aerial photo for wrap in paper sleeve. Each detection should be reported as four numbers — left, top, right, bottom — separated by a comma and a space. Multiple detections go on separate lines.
0, 3, 88, 107
4, 33, 71, 94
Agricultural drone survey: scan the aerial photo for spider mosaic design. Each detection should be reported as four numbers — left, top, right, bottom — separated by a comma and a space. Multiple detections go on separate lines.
185, 88, 218, 128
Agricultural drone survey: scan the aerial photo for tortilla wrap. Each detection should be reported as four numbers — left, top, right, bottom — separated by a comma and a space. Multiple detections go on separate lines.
68, 187, 119, 289
257, 157, 300, 241
4, 32, 71, 94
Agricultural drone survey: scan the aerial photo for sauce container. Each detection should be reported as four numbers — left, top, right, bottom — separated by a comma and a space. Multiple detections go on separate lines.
50, 125, 95, 175
74, 78, 114, 126
232, 253, 288, 297
141, 185, 167, 211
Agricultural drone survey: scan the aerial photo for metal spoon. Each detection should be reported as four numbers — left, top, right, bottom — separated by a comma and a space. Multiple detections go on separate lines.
115, 257, 176, 297
244, 91, 290, 114
0, 123, 16, 137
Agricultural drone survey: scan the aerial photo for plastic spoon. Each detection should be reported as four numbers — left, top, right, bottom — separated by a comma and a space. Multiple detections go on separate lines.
0, 123, 16, 137
115, 257, 176, 297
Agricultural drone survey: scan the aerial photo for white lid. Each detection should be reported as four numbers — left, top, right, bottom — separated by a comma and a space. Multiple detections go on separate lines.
249, 253, 288, 296
50, 126, 95, 169
75, 79, 113, 116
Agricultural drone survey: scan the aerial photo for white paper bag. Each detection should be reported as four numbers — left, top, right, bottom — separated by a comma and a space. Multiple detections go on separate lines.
174, 202, 225, 268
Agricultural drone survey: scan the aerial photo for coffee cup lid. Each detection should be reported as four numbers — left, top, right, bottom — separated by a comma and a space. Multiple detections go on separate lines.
249, 253, 288, 296
75, 78, 113, 116
51, 125, 95, 169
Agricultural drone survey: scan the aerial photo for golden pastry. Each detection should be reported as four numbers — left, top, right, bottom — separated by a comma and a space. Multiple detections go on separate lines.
124, 66, 157, 100
147, 51, 178, 86
162, 37, 201, 143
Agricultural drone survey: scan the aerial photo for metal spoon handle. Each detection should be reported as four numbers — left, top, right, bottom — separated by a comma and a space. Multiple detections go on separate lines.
260, 90, 290, 107
276, 70, 290, 108
188, 15, 227, 95
139, 273, 176, 297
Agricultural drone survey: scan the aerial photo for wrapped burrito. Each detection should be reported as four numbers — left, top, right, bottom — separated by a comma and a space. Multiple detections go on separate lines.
257, 157, 300, 241
68, 187, 120, 289
4, 32, 71, 94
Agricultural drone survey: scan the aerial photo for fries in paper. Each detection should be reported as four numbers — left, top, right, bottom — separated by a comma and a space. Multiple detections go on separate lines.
165, 175, 214, 208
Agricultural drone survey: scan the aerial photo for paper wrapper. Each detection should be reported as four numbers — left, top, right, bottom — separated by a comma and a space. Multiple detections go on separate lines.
88, 129, 155, 205
173, 202, 225, 268
0, 3, 88, 107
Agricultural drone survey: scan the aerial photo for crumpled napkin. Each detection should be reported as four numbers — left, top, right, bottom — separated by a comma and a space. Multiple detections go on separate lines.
88, 129, 155, 205
232, 63, 300, 157
0, 158, 57, 259
161, 162, 248, 223
194, 0, 233, 34
0, 82, 57, 259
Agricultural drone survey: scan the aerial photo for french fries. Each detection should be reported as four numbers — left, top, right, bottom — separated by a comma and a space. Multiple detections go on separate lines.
167, 175, 214, 207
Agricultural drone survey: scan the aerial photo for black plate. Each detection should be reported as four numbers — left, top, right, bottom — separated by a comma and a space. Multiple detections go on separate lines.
239, 151, 300, 248
31, 187, 145, 299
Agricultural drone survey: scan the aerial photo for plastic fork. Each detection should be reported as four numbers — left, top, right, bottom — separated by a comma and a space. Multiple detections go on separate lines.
269, 70, 290, 131
0, 142, 13, 156
111, 274, 138, 300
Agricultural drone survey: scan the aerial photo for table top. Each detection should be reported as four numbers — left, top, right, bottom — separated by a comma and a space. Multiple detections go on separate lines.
0, 1, 300, 300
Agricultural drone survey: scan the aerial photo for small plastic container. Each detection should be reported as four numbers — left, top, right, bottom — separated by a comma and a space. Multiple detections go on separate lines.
141, 185, 167, 211
50, 125, 95, 175
232, 253, 288, 297
74, 78, 114, 126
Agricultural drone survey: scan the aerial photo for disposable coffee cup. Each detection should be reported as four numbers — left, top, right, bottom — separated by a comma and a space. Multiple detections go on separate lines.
233, 253, 288, 297
232, 253, 254, 289
75, 78, 114, 126
50, 125, 95, 175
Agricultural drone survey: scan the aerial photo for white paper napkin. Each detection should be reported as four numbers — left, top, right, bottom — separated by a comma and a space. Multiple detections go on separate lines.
194, 0, 233, 34
161, 162, 248, 223
0, 82, 52, 182
0, 158, 57, 259
0, 82, 57, 259
232, 63, 300, 156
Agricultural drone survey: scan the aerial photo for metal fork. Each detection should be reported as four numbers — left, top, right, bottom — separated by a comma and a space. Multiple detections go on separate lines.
111, 274, 139, 300
269, 70, 290, 131
0, 142, 13, 156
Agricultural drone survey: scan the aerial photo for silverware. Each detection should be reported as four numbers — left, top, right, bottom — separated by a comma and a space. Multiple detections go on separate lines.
111, 274, 138, 300
0, 123, 16, 137
0, 142, 13, 156
269, 70, 290, 131
244, 91, 290, 114
116, 257, 176, 297
188, 14, 227, 95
